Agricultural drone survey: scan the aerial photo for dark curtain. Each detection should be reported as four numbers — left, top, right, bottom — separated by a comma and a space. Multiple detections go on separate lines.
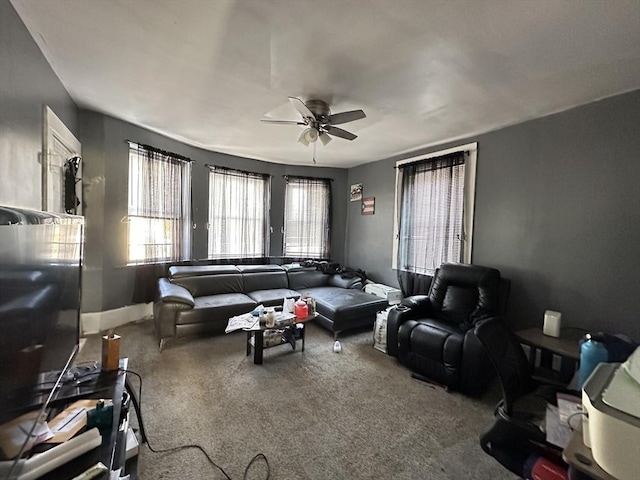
131, 263, 172, 304
397, 270, 433, 297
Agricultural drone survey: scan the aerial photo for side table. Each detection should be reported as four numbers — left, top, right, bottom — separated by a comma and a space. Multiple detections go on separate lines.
515, 327, 584, 381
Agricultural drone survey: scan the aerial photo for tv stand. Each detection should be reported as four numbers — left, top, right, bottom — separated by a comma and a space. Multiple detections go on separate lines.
15, 358, 136, 480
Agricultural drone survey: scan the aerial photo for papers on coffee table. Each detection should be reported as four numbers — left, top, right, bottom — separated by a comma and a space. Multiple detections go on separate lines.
225, 313, 258, 333
225, 311, 298, 333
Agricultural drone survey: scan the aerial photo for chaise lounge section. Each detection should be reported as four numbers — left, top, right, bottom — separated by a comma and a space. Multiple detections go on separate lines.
154, 264, 388, 350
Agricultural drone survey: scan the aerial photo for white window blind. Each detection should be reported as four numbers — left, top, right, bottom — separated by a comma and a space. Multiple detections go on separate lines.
127, 142, 192, 264
208, 167, 270, 259
283, 176, 331, 259
394, 144, 477, 275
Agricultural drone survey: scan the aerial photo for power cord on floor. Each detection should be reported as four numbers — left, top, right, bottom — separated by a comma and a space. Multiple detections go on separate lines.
120, 368, 270, 480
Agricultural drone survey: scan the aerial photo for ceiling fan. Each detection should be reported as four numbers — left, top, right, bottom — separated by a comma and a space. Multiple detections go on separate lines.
261, 97, 366, 162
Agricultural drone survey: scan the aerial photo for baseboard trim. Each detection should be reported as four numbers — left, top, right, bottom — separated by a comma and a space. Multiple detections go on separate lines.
81, 303, 153, 335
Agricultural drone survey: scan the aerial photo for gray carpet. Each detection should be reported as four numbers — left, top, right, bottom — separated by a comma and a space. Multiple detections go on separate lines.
77, 319, 518, 480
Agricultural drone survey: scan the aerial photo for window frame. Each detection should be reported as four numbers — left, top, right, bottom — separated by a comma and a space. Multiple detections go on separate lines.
392, 142, 477, 271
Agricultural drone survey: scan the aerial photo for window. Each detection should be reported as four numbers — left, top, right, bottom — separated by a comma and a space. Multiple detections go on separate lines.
393, 143, 477, 275
127, 142, 192, 264
208, 166, 270, 259
283, 176, 331, 259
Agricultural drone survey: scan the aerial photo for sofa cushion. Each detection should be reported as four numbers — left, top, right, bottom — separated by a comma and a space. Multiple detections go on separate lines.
247, 288, 300, 307
169, 265, 240, 278
243, 270, 289, 293
236, 265, 284, 273
286, 267, 330, 290
175, 293, 256, 325
173, 273, 243, 297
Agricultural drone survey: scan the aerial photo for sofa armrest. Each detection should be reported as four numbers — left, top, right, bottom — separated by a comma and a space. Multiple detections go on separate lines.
154, 278, 195, 344
158, 278, 195, 306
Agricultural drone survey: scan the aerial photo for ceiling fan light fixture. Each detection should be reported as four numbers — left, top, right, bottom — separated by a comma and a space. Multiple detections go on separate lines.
319, 132, 332, 146
298, 128, 311, 146
304, 127, 319, 143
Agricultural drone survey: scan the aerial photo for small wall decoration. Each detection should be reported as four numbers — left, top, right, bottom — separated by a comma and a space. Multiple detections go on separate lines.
350, 183, 363, 202
361, 197, 375, 215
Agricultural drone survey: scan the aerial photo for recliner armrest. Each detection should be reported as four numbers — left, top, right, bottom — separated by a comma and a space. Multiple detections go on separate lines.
399, 295, 432, 315
385, 302, 422, 358
158, 278, 195, 307
386, 295, 435, 357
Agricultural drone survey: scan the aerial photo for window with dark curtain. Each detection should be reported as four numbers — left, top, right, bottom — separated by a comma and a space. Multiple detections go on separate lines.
127, 142, 192, 264
397, 151, 466, 275
283, 176, 331, 259
207, 166, 271, 259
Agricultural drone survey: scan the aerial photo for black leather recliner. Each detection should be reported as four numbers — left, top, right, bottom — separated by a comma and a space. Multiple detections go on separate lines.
387, 262, 509, 395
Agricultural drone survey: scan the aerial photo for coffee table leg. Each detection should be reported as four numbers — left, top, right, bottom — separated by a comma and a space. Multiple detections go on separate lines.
301, 324, 305, 352
246, 331, 251, 356
254, 330, 264, 365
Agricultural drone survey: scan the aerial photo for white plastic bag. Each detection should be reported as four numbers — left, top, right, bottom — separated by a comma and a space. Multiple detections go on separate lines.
373, 307, 393, 353
283, 297, 295, 314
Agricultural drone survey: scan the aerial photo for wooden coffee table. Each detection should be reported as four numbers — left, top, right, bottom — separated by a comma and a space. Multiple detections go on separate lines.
244, 314, 317, 365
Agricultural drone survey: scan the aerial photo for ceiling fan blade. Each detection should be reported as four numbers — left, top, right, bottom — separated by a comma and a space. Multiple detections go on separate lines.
325, 125, 357, 141
326, 109, 366, 126
288, 97, 315, 120
261, 119, 306, 125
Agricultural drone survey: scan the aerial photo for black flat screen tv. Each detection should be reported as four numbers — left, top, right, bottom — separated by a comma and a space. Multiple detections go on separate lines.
0, 206, 84, 476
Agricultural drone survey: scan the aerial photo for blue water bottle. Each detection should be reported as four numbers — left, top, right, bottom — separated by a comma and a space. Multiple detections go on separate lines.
578, 333, 608, 389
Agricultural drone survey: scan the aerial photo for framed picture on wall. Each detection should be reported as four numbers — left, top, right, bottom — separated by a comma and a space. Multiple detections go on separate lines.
361, 197, 375, 215
350, 183, 363, 202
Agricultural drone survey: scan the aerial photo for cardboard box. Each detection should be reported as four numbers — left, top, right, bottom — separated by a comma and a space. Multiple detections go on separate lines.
364, 283, 403, 305
101, 334, 121, 371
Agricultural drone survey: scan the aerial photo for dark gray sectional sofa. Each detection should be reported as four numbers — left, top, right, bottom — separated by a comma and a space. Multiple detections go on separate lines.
154, 264, 388, 350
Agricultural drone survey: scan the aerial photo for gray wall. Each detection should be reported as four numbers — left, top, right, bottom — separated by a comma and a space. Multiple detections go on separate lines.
347, 90, 640, 340
78, 111, 349, 312
0, 0, 78, 209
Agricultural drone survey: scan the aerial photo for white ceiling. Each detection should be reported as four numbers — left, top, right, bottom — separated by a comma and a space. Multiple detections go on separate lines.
11, 0, 640, 168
